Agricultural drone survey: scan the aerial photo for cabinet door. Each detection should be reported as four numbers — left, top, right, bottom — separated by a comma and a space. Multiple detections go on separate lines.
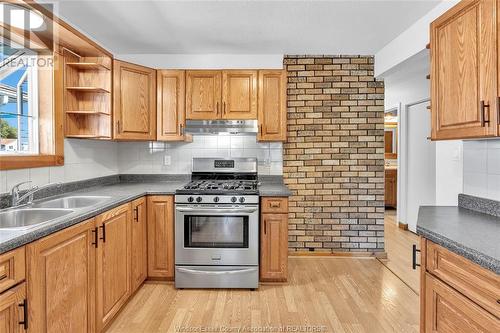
96, 204, 131, 332
113, 60, 156, 140
257, 70, 287, 141
27, 219, 96, 333
260, 213, 288, 282
157, 70, 185, 141
131, 197, 148, 292
0, 283, 26, 333
222, 70, 257, 119
147, 196, 175, 279
186, 70, 222, 120
431, 0, 497, 140
424, 274, 500, 332
385, 170, 397, 208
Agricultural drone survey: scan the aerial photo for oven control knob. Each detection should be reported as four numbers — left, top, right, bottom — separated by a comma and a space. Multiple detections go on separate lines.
213, 196, 220, 203
196, 196, 202, 203
187, 196, 194, 203
231, 196, 237, 203
239, 197, 245, 203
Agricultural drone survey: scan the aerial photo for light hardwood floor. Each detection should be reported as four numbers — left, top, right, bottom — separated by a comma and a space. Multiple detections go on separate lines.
107, 256, 419, 333
379, 209, 420, 293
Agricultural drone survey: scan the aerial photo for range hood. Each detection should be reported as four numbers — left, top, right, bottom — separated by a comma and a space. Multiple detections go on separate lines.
185, 120, 258, 135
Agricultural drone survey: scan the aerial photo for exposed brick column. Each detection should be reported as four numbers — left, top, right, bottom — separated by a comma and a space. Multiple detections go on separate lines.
284, 55, 385, 254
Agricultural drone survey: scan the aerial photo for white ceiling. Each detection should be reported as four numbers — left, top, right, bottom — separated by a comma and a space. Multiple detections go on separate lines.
43, 0, 442, 55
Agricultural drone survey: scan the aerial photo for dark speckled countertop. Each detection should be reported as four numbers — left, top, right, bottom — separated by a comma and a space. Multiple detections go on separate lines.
417, 196, 500, 274
0, 175, 291, 254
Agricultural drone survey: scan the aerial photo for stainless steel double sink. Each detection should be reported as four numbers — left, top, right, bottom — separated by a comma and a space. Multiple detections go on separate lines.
0, 195, 111, 230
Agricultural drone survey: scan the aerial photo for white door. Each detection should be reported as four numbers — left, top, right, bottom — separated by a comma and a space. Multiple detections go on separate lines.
405, 100, 436, 232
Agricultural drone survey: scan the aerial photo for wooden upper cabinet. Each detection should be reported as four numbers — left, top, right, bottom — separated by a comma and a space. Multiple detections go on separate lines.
222, 70, 257, 119
430, 0, 497, 140
95, 203, 131, 332
27, 219, 96, 333
157, 70, 186, 141
147, 196, 175, 279
113, 60, 157, 140
257, 70, 287, 141
186, 70, 222, 120
131, 197, 148, 293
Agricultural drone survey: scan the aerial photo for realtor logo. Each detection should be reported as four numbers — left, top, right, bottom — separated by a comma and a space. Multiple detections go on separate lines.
0, 1, 53, 60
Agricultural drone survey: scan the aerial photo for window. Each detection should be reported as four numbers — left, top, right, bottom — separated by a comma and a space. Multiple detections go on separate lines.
0, 2, 63, 170
0, 41, 39, 154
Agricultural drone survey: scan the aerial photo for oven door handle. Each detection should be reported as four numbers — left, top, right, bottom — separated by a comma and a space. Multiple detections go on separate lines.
176, 267, 257, 275
176, 207, 258, 213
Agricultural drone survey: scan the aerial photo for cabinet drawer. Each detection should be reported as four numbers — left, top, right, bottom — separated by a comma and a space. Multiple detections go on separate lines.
424, 273, 499, 333
426, 240, 500, 318
0, 247, 25, 294
261, 197, 288, 214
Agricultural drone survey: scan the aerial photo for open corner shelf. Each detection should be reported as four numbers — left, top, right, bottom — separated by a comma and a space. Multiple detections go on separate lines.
66, 110, 111, 116
66, 87, 110, 93
66, 62, 110, 70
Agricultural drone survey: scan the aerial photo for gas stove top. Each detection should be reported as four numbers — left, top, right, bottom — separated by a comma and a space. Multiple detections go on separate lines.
178, 179, 259, 194
175, 157, 260, 196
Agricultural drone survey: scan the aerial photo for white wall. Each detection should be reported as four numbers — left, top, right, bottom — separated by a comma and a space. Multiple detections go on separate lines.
116, 54, 284, 69
0, 139, 118, 194
117, 135, 282, 175
382, 50, 463, 225
463, 140, 500, 201
375, 0, 459, 77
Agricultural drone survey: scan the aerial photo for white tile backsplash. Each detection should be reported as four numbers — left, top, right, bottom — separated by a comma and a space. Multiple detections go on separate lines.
117, 135, 282, 175
463, 139, 500, 200
1, 135, 283, 195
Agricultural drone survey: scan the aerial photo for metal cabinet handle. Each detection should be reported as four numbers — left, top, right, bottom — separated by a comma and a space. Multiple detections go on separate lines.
269, 202, 281, 208
223, 102, 226, 115
91, 227, 98, 248
264, 219, 267, 234
134, 207, 139, 222
497, 97, 500, 126
216, 102, 219, 116
412, 244, 421, 270
18, 299, 28, 329
480, 101, 490, 127
179, 123, 184, 135
99, 224, 106, 243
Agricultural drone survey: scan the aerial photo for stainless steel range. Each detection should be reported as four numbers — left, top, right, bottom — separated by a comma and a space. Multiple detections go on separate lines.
175, 158, 259, 289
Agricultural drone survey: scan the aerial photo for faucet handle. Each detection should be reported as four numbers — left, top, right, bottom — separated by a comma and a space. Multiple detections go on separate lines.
11, 181, 33, 192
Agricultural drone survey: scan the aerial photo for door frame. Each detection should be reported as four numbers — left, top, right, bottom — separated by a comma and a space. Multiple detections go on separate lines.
400, 98, 432, 231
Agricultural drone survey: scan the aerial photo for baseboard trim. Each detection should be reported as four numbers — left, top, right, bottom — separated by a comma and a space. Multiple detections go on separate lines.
289, 251, 387, 259
398, 222, 409, 230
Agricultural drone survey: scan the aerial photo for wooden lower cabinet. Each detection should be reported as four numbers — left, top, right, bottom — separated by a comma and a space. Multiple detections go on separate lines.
424, 274, 499, 332
0, 282, 27, 333
147, 196, 175, 279
421, 239, 500, 333
27, 219, 96, 333
260, 197, 288, 282
95, 203, 132, 332
131, 197, 148, 292
0, 247, 25, 294
385, 169, 397, 208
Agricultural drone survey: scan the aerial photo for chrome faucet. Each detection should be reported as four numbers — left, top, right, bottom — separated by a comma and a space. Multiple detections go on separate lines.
10, 181, 61, 207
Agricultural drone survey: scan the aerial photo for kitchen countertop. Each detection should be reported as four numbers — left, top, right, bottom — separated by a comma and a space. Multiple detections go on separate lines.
417, 206, 500, 274
0, 176, 291, 254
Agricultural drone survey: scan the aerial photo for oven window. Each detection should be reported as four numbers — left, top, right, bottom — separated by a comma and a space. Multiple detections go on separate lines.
184, 215, 249, 248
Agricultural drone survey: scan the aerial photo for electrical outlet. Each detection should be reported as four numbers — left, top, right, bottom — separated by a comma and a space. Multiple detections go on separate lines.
164, 155, 171, 166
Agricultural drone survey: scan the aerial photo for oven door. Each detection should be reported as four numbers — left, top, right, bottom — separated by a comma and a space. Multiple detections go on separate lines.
175, 204, 259, 266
